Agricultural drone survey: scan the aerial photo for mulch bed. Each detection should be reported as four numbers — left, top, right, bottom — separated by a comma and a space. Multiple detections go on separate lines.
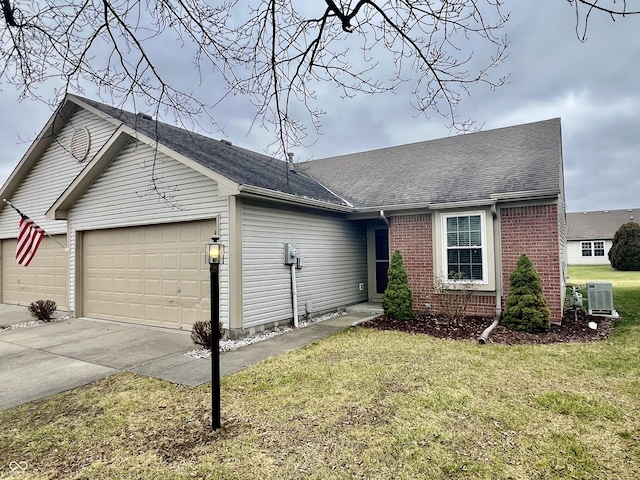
360, 308, 614, 345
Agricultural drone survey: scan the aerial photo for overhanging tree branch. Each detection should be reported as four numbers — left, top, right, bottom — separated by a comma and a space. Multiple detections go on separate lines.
1, 0, 637, 169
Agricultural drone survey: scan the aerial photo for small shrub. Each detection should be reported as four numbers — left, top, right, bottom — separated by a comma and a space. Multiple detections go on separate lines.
382, 249, 414, 321
28, 300, 57, 322
608, 221, 640, 271
502, 254, 550, 333
433, 273, 478, 326
191, 320, 224, 349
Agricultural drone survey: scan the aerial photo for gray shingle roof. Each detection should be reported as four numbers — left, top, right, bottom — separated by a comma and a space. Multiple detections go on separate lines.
76, 96, 563, 211
300, 118, 563, 209
567, 209, 639, 240
75, 96, 348, 206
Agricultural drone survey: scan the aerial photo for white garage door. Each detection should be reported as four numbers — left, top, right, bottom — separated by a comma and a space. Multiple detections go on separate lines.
1, 236, 69, 310
82, 220, 214, 329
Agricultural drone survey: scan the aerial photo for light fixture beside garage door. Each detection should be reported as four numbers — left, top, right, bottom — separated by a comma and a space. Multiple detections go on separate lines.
70, 127, 91, 162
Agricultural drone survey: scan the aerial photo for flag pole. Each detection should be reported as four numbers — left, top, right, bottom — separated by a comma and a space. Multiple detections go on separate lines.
2, 199, 69, 251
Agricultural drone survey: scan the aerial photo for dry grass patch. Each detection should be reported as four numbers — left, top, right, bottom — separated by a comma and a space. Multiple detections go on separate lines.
1, 312, 639, 478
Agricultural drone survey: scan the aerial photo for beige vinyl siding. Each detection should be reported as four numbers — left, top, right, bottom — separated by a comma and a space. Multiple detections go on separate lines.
70, 141, 228, 228
1, 236, 68, 309
242, 203, 367, 328
69, 139, 229, 323
0, 108, 118, 237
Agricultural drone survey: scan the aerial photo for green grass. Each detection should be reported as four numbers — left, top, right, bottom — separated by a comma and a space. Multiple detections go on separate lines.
568, 265, 640, 338
1, 267, 639, 479
567, 264, 640, 290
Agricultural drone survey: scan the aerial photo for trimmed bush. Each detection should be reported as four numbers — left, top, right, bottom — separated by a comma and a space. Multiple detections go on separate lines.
382, 249, 414, 321
608, 221, 640, 271
191, 320, 224, 349
502, 254, 550, 333
28, 300, 57, 322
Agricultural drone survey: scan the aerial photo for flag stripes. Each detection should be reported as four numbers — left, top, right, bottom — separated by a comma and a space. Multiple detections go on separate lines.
16, 215, 45, 266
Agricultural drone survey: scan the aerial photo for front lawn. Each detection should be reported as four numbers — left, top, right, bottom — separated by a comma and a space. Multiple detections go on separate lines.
1, 269, 639, 479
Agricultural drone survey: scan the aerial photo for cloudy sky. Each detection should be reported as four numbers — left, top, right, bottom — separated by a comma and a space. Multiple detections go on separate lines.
0, 1, 638, 213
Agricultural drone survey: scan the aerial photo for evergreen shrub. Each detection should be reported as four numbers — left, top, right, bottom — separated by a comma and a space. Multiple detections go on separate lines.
502, 254, 550, 333
382, 249, 414, 321
608, 222, 640, 271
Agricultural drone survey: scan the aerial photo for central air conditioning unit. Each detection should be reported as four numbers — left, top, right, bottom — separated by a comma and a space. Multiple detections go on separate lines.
586, 282, 618, 317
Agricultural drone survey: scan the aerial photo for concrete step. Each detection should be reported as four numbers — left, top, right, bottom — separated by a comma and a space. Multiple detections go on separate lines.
346, 302, 383, 314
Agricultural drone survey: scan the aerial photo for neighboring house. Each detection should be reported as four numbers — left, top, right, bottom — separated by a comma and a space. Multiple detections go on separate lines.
0, 95, 568, 336
567, 209, 638, 265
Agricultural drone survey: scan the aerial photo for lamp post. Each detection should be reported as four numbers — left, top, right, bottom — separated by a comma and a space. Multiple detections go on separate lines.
206, 235, 225, 430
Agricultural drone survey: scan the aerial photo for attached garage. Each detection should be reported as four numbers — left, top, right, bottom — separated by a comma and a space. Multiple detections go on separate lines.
81, 220, 214, 329
1, 235, 69, 310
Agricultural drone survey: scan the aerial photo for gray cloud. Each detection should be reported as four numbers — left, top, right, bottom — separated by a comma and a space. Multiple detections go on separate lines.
1, 2, 638, 212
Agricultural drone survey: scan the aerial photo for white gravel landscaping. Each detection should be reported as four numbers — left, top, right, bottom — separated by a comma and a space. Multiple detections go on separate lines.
185, 311, 346, 358
0, 315, 71, 331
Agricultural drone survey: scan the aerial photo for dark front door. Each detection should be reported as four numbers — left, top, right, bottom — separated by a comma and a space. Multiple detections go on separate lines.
368, 225, 389, 301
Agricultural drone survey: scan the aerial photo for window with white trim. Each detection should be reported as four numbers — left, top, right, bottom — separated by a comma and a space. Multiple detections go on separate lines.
444, 213, 485, 281
581, 241, 605, 257
594, 241, 605, 256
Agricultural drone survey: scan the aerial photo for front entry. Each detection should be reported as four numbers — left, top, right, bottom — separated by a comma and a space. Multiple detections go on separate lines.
367, 224, 389, 302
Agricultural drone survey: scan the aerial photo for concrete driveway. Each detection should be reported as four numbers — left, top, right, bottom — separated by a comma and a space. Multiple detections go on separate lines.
0, 305, 210, 411
0, 304, 376, 412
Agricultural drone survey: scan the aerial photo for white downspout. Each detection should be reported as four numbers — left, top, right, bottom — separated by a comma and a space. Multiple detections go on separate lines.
379, 210, 390, 226
479, 204, 502, 344
291, 263, 299, 328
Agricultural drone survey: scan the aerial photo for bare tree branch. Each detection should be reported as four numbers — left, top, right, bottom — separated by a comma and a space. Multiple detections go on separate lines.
1, 0, 637, 176
569, 0, 640, 41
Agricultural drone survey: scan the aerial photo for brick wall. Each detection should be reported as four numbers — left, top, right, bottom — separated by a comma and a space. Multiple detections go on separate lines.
389, 214, 432, 310
388, 205, 563, 323
389, 213, 497, 318
500, 204, 563, 323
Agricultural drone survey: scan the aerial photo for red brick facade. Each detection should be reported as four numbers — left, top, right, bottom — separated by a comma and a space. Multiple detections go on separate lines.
500, 204, 562, 323
388, 204, 562, 323
389, 214, 433, 309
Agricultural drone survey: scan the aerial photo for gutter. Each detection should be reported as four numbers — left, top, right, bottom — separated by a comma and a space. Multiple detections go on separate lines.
237, 185, 353, 213
490, 189, 561, 202
347, 191, 560, 216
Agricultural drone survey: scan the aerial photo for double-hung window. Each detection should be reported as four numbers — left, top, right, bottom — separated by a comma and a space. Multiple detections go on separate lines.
444, 213, 485, 281
593, 241, 605, 256
581, 241, 605, 257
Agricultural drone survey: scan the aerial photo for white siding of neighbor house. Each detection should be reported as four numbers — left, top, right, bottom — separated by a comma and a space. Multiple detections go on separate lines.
68, 140, 229, 322
0, 108, 119, 237
567, 239, 612, 266
241, 202, 368, 328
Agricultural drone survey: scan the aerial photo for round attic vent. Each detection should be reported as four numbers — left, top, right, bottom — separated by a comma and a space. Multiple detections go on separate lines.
70, 127, 91, 162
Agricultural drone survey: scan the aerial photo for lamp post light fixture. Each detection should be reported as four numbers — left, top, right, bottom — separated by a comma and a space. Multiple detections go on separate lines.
206, 234, 225, 430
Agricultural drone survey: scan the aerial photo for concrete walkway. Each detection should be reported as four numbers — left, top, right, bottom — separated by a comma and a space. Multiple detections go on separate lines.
0, 304, 377, 411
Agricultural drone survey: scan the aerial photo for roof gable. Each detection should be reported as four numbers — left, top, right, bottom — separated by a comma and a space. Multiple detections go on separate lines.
300, 118, 563, 209
0, 103, 122, 235
72, 96, 348, 207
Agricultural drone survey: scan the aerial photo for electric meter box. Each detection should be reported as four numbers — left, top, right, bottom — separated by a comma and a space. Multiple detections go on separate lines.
284, 243, 299, 264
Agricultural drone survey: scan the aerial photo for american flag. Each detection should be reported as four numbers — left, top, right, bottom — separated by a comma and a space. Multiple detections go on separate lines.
16, 215, 45, 266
